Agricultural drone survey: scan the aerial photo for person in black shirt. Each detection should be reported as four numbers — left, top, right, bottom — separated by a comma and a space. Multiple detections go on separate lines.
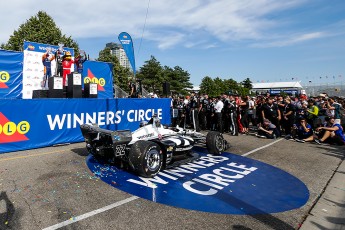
55, 49, 64, 77
206, 97, 215, 130
198, 95, 208, 130
228, 95, 238, 136
262, 97, 281, 137
283, 97, 296, 138
128, 81, 137, 98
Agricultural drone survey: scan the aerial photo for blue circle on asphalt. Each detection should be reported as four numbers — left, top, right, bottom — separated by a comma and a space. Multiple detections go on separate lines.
86, 147, 309, 215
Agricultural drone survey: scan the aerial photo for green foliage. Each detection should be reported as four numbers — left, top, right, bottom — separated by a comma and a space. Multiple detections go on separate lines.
200, 76, 253, 97
241, 77, 253, 90
162, 66, 193, 95
136, 56, 164, 92
136, 56, 192, 95
1, 11, 79, 52
97, 47, 132, 90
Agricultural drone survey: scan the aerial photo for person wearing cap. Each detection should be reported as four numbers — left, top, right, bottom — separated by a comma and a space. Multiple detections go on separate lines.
256, 119, 279, 139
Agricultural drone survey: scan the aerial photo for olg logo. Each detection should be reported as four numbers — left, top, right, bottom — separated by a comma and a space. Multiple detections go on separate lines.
0, 71, 10, 83
84, 77, 106, 87
0, 121, 30, 135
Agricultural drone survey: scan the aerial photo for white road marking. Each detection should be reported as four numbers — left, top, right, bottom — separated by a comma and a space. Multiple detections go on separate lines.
42, 196, 139, 230
241, 138, 283, 157
42, 138, 282, 229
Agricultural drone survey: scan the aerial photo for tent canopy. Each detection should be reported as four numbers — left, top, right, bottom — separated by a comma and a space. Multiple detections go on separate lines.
252, 81, 303, 89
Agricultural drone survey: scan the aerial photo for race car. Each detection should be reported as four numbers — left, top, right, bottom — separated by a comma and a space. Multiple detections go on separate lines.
80, 115, 229, 178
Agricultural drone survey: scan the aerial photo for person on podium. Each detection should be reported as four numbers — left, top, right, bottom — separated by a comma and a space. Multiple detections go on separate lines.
42, 49, 55, 88
75, 50, 88, 75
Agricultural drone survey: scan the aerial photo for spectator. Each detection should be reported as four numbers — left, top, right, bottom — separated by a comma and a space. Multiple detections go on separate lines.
282, 97, 296, 139
256, 119, 279, 139
325, 97, 342, 125
293, 117, 313, 143
214, 96, 224, 133
306, 99, 320, 128
262, 97, 281, 136
239, 96, 249, 134
313, 116, 345, 145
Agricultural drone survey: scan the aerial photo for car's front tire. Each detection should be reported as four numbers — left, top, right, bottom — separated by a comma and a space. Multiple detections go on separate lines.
129, 140, 163, 177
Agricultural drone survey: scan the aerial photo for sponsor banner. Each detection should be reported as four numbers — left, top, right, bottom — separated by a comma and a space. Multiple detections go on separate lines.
0, 98, 171, 153
82, 61, 113, 99
22, 41, 74, 99
87, 147, 309, 215
118, 32, 136, 75
0, 50, 23, 98
270, 89, 298, 95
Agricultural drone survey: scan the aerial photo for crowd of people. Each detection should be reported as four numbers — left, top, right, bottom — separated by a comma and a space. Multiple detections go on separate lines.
171, 92, 345, 146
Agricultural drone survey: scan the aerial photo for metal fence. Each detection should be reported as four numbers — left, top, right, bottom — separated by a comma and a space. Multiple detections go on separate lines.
113, 84, 128, 98
304, 82, 345, 97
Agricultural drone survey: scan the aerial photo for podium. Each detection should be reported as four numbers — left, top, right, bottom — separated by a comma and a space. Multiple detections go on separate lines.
32, 90, 48, 98
48, 76, 64, 98
84, 83, 98, 98
67, 72, 82, 98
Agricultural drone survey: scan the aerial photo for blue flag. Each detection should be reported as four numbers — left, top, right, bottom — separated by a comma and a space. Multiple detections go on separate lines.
118, 32, 136, 75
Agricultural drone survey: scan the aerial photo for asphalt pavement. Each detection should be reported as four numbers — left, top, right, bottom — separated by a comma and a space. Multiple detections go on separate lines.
0, 132, 344, 230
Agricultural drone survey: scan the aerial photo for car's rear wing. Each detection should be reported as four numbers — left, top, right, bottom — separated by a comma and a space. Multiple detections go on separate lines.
80, 124, 132, 145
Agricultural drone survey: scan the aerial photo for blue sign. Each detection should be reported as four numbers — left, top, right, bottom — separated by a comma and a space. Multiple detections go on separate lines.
118, 32, 136, 75
0, 98, 171, 153
0, 50, 23, 99
87, 146, 309, 215
82, 61, 113, 99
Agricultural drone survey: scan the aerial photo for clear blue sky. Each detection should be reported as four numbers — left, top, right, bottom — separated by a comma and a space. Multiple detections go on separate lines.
1, 0, 345, 87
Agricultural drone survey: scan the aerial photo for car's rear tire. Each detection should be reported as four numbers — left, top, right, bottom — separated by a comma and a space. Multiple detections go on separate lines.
206, 131, 225, 154
129, 141, 162, 177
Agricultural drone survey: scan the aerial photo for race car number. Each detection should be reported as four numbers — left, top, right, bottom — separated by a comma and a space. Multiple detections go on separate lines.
115, 144, 126, 156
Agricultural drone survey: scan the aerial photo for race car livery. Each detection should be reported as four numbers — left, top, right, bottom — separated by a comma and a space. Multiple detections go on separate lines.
80, 115, 229, 177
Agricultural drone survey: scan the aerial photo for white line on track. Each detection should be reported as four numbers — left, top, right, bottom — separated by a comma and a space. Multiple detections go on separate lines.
241, 138, 283, 157
42, 196, 139, 230
42, 138, 282, 230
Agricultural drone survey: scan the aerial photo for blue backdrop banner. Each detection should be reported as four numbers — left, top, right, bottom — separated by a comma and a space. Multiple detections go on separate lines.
0, 98, 171, 153
0, 50, 23, 99
118, 32, 136, 75
82, 61, 114, 99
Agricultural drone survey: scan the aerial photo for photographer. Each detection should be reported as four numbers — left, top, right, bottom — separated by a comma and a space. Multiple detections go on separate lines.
293, 117, 313, 143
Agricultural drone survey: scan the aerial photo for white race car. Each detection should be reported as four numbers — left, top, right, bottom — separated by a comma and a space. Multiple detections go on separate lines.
80, 115, 229, 177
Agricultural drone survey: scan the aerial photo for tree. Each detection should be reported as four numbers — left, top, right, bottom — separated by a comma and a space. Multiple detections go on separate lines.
200, 76, 217, 97
97, 47, 132, 90
136, 56, 163, 92
1, 11, 79, 53
162, 65, 193, 95
224, 78, 240, 95
241, 77, 253, 90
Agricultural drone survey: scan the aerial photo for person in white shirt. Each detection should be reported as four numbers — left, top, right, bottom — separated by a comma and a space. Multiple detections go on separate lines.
214, 96, 224, 133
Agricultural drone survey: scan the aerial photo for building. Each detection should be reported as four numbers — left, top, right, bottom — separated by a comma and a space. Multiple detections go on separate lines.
106, 42, 131, 69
